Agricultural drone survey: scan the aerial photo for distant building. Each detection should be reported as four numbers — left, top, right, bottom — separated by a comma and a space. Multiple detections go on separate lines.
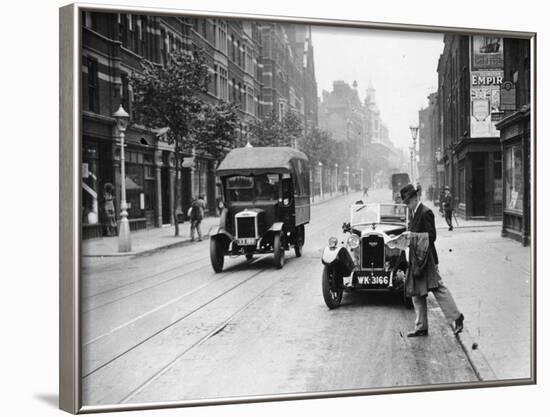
417, 92, 440, 195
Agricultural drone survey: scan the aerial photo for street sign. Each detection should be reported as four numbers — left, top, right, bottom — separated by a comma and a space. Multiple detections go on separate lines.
182, 157, 195, 168
500, 81, 516, 111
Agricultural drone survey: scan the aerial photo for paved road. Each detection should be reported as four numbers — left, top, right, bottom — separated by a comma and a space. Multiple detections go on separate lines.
81, 188, 478, 406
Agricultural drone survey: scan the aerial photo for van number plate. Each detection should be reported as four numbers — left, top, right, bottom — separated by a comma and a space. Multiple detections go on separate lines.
237, 238, 255, 246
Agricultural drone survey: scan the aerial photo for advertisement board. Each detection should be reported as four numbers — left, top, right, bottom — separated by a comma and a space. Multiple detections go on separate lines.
471, 36, 504, 70
470, 70, 504, 138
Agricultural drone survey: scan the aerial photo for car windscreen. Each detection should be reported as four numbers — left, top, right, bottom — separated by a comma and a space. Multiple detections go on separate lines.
225, 174, 280, 202
351, 203, 407, 226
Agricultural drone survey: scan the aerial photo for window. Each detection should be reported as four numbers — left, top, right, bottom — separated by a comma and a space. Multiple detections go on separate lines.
505, 145, 523, 212
278, 102, 285, 121
237, 41, 241, 67
87, 58, 99, 112
246, 85, 254, 115
160, 29, 167, 65
84, 12, 97, 31
218, 66, 228, 101
215, 20, 227, 54
118, 13, 128, 48
231, 35, 236, 62
212, 65, 218, 97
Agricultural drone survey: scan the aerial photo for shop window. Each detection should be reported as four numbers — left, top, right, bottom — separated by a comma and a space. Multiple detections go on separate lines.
494, 152, 503, 203
505, 145, 523, 212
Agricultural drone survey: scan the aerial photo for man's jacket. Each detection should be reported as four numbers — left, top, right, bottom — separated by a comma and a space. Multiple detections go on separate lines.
405, 203, 441, 297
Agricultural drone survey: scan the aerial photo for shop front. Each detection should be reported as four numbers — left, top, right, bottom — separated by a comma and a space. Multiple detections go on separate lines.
496, 106, 530, 245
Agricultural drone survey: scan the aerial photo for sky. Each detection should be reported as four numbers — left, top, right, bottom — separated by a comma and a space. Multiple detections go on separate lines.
311, 25, 444, 152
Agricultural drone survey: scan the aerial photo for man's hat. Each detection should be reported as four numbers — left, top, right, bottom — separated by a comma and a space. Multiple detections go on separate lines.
444, 185, 450, 191
400, 183, 417, 203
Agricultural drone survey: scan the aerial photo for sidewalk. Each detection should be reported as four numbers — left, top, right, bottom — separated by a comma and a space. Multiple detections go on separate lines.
422, 199, 501, 230
434, 221, 531, 381
82, 216, 220, 257
82, 191, 345, 258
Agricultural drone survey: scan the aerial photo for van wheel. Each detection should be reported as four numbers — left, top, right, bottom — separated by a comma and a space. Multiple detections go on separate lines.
294, 225, 304, 258
273, 233, 285, 269
210, 237, 225, 273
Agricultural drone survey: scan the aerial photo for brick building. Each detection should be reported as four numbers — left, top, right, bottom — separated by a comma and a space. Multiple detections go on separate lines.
81, 11, 318, 239
437, 34, 504, 220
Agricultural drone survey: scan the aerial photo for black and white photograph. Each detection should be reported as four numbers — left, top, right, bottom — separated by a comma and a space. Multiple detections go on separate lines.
57, 1, 536, 414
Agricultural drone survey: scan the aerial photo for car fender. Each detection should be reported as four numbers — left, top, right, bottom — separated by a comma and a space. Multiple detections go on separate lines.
321, 246, 355, 277
209, 226, 233, 241
267, 222, 284, 233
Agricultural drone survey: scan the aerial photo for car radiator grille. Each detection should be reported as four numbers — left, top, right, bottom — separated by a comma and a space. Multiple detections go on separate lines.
362, 235, 385, 269
236, 217, 256, 239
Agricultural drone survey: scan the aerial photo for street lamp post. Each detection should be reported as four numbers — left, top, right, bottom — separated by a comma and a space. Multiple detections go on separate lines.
345, 166, 350, 193
334, 163, 338, 194
409, 145, 414, 183
114, 104, 131, 253
409, 125, 419, 183
318, 161, 324, 201
360, 167, 364, 191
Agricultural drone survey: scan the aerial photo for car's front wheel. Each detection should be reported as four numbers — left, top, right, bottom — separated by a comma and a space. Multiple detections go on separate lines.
322, 265, 343, 309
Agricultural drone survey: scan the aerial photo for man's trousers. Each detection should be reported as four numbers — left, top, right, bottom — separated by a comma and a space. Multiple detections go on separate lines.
412, 281, 461, 331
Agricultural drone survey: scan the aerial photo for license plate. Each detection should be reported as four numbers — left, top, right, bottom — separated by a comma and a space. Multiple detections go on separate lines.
237, 238, 255, 246
358, 274, 390, 285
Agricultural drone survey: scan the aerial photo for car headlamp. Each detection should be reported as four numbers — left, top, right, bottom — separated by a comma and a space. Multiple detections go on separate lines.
328, 236, 339, 248
347, 235, 360, 249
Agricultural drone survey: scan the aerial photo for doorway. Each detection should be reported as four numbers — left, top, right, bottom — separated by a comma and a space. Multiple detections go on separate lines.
471, 153, 486, 217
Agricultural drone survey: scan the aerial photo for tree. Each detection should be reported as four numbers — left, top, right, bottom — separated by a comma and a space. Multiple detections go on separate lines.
249, 110, 303, 147
195, 102, 240, 161
131, 49, 210, 236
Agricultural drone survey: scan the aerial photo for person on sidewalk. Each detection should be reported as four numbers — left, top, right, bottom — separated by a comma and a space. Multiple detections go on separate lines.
102, 182, 117, 237
443, 186, 454, 231
189, 195, 205, 242
399, 183, 464, 337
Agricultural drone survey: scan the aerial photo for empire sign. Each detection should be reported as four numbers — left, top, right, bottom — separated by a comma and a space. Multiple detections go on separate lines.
472, 74, 503, 86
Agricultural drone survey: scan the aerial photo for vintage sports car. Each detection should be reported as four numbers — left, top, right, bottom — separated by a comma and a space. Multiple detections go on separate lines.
320, 202, 413, 309
210, 146, 310, 272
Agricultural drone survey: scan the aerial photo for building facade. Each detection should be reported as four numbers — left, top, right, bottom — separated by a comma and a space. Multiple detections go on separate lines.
437, 34, 504, 220
417, 92, 440, 198
495, 38, 531, 245
81, 12, 318, 239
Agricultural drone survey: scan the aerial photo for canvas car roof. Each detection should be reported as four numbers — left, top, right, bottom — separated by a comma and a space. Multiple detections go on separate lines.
216, 146, 308, 176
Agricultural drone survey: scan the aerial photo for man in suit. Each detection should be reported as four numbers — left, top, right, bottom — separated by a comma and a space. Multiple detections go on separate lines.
399, 183, 464, 337
442, 186, 454, 231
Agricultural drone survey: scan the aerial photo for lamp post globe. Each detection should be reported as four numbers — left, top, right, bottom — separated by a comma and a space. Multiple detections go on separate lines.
113, 104, 132, 252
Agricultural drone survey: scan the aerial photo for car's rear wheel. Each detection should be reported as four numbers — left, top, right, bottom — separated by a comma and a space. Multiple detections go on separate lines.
403, 292, 414, 309
322, 265, 343, 309
273, 233, 285, 269
210, 237, 225, 273
294, 225, 304, 258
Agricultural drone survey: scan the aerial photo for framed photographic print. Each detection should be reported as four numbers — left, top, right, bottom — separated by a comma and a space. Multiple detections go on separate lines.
59, 2, 536, 413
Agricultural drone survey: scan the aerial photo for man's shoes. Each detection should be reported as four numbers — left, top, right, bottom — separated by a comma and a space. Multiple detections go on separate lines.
407, 329, 428, 337
454, 314, 464, 335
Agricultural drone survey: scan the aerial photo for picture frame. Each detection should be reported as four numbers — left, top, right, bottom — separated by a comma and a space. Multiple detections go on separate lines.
59, 2, 537, 414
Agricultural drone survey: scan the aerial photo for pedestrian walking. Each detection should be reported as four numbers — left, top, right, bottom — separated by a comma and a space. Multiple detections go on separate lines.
102, 182, 117, 237
416, 181, 422, 199
443, 186, 454, 231
362, 186, 369, 198
189, 195, 205, 241
398, 183, 464, 337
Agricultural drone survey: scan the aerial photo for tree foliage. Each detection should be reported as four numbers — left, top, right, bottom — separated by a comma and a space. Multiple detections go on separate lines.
195, 102, 240, 161
130, 49, 211, 236
249, 110, 303, 147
